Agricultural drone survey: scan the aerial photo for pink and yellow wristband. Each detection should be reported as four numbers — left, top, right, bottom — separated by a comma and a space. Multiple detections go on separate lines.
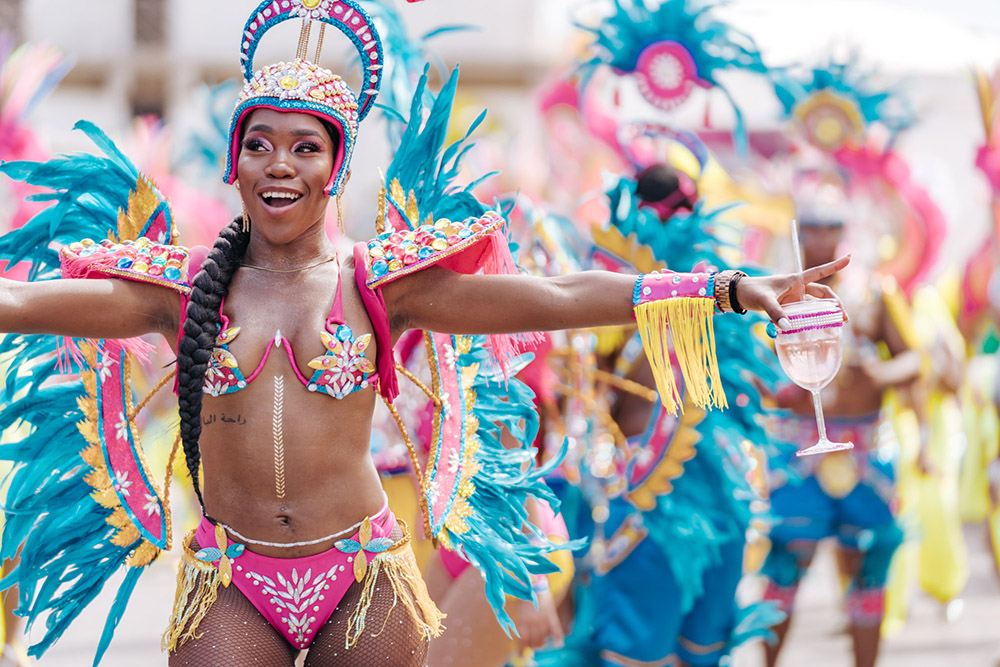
632, 271, 731, 414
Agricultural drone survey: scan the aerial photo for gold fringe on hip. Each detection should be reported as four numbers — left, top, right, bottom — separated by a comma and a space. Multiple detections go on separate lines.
161, 530, 223, 654
345, 520, 445, 650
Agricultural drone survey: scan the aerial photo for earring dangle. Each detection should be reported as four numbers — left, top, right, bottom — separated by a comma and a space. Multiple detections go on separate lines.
336, 193, 345, 235
241, 203, 251, 233
236, 181, 250, 233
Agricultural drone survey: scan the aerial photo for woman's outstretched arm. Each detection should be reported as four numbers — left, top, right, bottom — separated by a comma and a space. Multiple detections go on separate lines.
385, 256, 850, 337
0, 277, 181, 341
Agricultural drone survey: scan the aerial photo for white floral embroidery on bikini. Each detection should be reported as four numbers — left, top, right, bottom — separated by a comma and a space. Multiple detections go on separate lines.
244, 566, 340, 645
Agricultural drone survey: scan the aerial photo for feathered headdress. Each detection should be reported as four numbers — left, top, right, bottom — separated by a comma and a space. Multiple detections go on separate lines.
578, 0, 768, 152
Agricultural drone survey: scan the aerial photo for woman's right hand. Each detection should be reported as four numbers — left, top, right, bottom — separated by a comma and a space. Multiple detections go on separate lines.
735, 255, 851, 329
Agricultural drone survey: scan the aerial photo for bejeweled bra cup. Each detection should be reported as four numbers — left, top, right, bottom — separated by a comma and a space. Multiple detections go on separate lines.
203, 323, 375, 399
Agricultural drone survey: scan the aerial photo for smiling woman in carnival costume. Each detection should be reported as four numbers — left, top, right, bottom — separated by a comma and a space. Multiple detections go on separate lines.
0, 1, 847, 665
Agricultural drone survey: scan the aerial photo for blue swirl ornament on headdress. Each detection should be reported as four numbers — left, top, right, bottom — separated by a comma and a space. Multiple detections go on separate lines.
223, 0, 384, 196
771, 58, 912, 152
579, 0, 767, 152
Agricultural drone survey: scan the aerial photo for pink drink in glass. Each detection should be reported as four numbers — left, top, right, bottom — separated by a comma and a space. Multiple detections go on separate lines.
774, 299, 853, 456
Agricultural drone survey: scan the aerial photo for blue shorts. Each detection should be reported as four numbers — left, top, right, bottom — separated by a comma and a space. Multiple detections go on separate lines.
560, 499, 745, 666
762, 414, 903, 590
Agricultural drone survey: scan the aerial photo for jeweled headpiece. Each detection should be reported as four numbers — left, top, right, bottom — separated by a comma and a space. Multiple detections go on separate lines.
223, 0, 384, 196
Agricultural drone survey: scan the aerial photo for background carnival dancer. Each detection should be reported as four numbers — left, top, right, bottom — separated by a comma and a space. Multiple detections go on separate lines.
0, 1, 850, 665
760, 197, 919, 667
534, 162, 785, 667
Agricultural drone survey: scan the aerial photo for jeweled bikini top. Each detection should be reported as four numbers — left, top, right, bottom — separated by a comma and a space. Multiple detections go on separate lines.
203, 259, 376, 399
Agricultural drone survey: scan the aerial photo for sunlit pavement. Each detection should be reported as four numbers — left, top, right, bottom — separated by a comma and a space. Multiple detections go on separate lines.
734, 523, 1000, 667
20, 524, 1000, 666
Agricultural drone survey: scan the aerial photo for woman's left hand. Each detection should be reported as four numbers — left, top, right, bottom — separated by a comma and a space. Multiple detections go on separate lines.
735, 255, 850, 329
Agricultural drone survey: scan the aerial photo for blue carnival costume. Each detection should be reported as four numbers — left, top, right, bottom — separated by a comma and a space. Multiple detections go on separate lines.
760, 61, 915, 628
535, 176, 783, 667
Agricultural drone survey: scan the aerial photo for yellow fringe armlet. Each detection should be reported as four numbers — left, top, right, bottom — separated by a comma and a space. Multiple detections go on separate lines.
634, 296, 727, 414
162, 530, 224, 653
345, 521, 445, 650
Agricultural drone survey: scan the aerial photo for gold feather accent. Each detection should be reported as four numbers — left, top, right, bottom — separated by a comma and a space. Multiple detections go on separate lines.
111, 521, 141, 548
376, 187, 387, 234
590, 225, 664, 275
625, 405, 704, 510
79, 443, 104, 468
91, 488, 119, 509
107, 506, 132, 530
127, 540, 160, 568
390, 179, 406, 209
116, 176, 162, 242
76, 395, 98, 422
76, 418, 99, 445
85, 467, 112, 491
405, 191, 420, 226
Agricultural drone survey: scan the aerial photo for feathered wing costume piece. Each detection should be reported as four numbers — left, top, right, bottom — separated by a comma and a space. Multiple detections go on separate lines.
577, 0, 768, 154
539, 176, 786, 664
363, 66, 571, 632
0, 122, 188, 664
772, 59, 943, 294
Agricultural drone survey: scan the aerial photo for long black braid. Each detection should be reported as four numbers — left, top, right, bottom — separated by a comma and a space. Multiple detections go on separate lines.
177, 217, 250, 512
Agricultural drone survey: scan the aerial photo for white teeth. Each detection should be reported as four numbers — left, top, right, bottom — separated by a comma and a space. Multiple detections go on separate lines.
261, 192, 301, 200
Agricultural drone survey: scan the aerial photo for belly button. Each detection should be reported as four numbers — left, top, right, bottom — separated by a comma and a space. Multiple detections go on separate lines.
277, 515, 290, 525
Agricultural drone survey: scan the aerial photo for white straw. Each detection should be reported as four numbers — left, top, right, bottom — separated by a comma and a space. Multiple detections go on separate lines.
790, 218, 805, 300
790, 218, 804, 274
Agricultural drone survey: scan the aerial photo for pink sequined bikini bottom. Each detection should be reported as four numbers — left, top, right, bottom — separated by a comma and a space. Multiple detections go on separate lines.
192, 500, 396, 650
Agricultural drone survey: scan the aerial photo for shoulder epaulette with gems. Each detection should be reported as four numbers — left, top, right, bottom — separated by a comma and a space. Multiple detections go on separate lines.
61, 237, 191, 291
365, 212, 505, 288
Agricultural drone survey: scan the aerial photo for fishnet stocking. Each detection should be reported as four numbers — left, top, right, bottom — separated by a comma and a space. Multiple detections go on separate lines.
304, 525, 430, 667
167, 580, 298, 666
168, 525, 430, 666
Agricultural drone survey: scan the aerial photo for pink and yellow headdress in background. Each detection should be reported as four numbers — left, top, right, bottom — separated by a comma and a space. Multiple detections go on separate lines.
223, 0, 384, 196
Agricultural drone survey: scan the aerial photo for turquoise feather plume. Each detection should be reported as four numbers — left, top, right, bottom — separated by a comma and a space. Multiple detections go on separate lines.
578, 0, 769, 153
770, 57, 913, 138
0, 121, 162, 663
384, 65, 582, 632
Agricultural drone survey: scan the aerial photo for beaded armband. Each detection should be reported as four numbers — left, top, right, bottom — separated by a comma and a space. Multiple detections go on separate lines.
632, 272, 727, 414
364, 212, 507, 289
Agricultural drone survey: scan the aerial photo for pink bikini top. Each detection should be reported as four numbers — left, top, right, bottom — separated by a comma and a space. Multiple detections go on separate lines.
202, 258, 377, 399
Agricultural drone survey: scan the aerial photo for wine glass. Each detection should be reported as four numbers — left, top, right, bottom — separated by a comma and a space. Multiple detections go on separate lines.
774, 298, 854, 456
